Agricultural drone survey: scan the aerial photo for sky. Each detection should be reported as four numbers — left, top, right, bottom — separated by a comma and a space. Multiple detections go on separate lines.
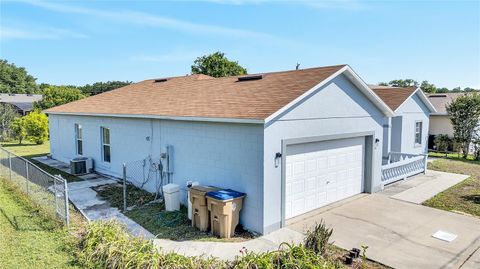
1, 0, 479, 89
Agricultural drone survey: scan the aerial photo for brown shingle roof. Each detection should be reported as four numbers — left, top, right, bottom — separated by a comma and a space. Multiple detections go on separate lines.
370, 86, 417, 111
427, 92, 470, 115
45, 65, 346, 120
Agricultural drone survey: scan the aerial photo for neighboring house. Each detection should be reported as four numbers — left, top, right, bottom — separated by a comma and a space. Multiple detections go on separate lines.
370, 86, 436, 164
0, 93, 43, 115
45, 64, 410, 235
427, 93, 467, 138
427, 92, 479, 151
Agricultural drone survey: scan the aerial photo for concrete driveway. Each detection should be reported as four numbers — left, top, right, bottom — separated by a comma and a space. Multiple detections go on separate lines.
288, 172, 480, 269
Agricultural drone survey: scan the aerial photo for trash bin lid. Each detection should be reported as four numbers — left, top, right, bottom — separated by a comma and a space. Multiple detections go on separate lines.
163, 183, 180, 193
206, 189, 245, 201
191, 185, 218, 193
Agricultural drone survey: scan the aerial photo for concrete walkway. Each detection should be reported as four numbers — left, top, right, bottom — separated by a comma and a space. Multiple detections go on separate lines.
385, 170, 469, 204
288, 171, 480, 269
33, 156, 154, 238
154, 228, 304, 260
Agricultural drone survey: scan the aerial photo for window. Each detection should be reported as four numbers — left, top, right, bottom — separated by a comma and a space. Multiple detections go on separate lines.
415, 121, 423, 146
101, 127, 111, 163
75, 124, 83, 155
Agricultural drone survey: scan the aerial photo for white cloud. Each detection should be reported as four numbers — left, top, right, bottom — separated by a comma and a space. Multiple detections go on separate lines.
17, 0, 278, 40
1, 25, 88, 40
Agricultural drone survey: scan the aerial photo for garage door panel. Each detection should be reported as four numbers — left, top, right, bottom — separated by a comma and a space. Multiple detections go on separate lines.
285, 137, 365, 219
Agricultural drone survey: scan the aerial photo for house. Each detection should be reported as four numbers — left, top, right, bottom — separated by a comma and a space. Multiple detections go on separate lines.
427, 92, 480, 151
45, 64, 418, 235
0, 93, 43, 116
370, 86, 436, 164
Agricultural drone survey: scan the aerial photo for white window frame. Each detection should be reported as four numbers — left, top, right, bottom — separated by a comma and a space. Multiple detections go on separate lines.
75, 124, 83, 156
414, 121, 423, 147
101, 127, 111, 163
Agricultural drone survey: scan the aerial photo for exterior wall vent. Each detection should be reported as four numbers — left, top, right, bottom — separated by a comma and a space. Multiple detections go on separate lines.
237, 75, 263, 82
154, 78, 168, 83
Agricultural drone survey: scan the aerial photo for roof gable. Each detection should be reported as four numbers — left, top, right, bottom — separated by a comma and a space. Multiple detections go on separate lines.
371, 86, 436, 113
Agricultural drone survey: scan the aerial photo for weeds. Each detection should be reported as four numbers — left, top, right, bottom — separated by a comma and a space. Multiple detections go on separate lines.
78, 220, 343, 269
304, 220, 333, 256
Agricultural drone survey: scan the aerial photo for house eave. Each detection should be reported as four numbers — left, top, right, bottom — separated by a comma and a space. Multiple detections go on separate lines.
394, 88, 437, 114
44, 111, 265, 124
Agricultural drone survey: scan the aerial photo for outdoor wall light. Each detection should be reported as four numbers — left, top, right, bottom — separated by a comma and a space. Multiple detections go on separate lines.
375, 138, 380, 149
275, 152, 282, 168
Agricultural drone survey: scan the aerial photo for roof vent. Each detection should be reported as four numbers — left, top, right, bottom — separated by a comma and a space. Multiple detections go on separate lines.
430, 94, 447, 98
154, 78, 168, 83
237, 74, 263, 82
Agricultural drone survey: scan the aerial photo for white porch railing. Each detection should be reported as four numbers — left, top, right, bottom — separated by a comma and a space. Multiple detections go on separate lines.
381, 152, 428, 185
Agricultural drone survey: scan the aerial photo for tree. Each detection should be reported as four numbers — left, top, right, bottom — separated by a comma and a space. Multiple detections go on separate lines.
420, 80, 437, 93
11, 117, 26, 144
23, 112, 49, 144
388, 79, 419, 87
472, 129, 480, 161
79, 81, 132, 96
191, 52, 247, 78
451, 87, 462, 92
34, 85, 86, 110
0, 59, 39, 94
446, 93, 480, 158
436, 87, 449, 93
464, 87, 477, 92
0, 103, 19, 140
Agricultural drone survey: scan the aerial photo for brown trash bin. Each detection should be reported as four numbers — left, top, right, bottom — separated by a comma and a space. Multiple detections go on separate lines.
189, 186, 219, 232
206, 189, 246, 239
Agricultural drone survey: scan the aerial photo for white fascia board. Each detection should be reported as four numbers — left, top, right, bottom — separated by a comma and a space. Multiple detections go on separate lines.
415, 89, 437, 113
264, 66, 349, 123
394, 88, 437, 114
45, 111, 264, 124
264, 65, 395, 124
342, 66, 396, 117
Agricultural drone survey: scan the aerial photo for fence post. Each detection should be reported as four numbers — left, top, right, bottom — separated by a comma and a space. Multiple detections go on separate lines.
8, 151, 12, 181
123, 163, 127, 212
423, 154, 428, 174
63, 177, 70, 227
25, 161, 29, 194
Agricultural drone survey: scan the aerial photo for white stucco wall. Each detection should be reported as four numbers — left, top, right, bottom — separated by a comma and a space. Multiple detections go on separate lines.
49, 115, 265, 233
262, 74, 385, 233
393, 93, 430, 155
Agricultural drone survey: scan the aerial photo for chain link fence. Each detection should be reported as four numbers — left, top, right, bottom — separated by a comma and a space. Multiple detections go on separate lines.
122, 156, 166, 211
0, 147, 69, 226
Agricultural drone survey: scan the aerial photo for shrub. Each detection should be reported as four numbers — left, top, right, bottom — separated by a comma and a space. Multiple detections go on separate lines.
23, 111, 49, 144
433, 134, 451, 153
10, 117, 27, 144
303, 221, 333, 256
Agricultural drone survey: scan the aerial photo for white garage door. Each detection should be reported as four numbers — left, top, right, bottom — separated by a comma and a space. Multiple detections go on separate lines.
285, 137, 365, 219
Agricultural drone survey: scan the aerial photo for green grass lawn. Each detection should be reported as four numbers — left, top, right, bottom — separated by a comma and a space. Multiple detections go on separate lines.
423, 159, 480, 217
0, 178, 79, 269
428, 151, 479, 164
1, 141, 83, 182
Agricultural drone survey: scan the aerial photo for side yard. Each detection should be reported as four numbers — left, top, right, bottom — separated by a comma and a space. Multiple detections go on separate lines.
0, 179, 79, 268
424, 158, 480, 217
